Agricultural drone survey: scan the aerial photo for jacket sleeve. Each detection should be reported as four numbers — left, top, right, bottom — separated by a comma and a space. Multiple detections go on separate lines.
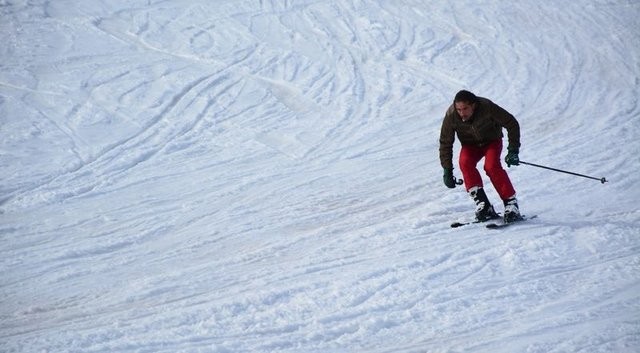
439, 108, 456, 169
490, 102, 520, 151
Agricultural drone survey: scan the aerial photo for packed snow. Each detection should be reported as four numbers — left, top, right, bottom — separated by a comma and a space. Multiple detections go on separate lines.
1, 1, 639, 352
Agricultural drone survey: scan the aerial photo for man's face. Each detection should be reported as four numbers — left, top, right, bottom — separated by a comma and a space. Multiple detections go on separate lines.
455, 101, 476, 121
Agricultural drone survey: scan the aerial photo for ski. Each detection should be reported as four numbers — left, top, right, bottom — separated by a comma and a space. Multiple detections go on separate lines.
451, 214, 501, 228
451, 220, 482, 228
486, 215, 537, 229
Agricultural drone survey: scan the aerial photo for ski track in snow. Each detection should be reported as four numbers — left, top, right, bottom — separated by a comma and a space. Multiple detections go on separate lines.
1, 1, 640, 352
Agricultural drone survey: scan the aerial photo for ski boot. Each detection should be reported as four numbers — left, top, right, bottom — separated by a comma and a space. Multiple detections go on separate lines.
469, 187, 499, 222
503, 196, 523, 223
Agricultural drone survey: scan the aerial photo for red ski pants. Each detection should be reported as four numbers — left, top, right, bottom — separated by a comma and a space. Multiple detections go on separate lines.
459, 139, 516, 200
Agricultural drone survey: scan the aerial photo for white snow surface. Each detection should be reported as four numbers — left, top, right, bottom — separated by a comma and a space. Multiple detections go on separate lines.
2, 1, 640, 352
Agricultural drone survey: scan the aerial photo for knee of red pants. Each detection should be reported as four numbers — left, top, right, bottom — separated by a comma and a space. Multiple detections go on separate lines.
459, 158, 483, 191
483, 158, 504, 176
484, 164, 516, 199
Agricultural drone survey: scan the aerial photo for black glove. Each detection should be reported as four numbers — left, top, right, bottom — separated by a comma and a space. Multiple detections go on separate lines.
505, 148, 520, 167
443, 168, 456, 188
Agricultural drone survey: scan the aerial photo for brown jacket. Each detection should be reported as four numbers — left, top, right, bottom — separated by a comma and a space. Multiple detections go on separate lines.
439, 97, 520, 169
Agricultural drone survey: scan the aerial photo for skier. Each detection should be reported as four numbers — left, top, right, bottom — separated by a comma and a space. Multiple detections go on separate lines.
439, 90, 522, 223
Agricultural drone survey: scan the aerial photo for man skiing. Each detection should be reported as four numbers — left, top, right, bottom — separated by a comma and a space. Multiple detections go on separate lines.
439, 90, 522, 223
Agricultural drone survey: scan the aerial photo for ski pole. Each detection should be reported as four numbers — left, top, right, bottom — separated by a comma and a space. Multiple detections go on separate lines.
519, 161, 608, 184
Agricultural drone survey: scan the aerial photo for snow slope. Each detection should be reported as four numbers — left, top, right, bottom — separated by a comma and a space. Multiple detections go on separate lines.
1, 0, 639, 352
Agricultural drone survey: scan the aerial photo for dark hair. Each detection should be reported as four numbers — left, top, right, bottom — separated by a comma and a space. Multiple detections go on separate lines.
454, 90, 478, 104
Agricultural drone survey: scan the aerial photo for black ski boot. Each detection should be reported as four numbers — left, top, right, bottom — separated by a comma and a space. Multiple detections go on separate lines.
503, 196, 523, 223
469, 187, 499, 222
